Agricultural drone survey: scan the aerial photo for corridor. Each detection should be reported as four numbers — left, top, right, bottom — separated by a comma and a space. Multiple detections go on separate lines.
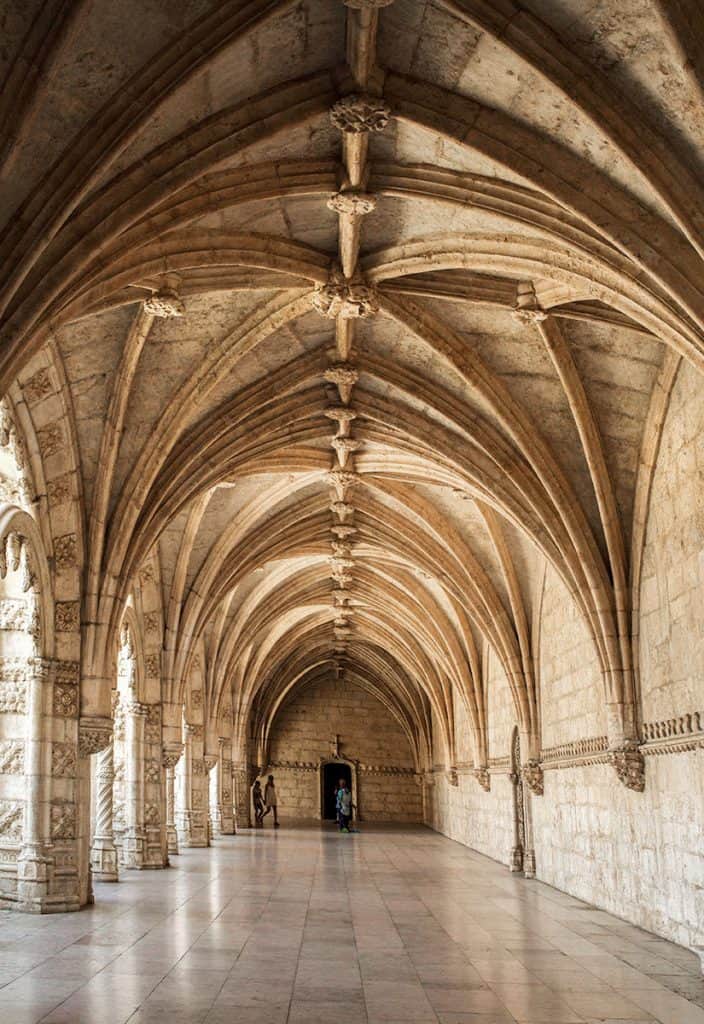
1, 826, 702, 1024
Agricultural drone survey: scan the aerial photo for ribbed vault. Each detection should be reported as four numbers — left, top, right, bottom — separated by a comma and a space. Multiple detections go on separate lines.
2, 0, 703, 788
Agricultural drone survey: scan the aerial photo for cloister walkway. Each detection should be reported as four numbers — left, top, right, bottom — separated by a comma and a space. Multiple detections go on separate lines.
1, 825, 702, 1024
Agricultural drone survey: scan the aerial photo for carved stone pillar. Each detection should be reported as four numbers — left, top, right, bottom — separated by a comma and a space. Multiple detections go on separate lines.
218, 740, 235, 835
162, 744, 182, 857
77, 716, 113, 905
205, 754, 219, 841
17, 658, 56, 909
509, 771, 524, 873
90, 742, 118, 882
122, 701, 147, 869
176, 724, 208, 847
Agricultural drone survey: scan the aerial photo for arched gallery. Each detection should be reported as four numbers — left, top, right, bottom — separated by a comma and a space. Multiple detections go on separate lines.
0, 1, 703, 1021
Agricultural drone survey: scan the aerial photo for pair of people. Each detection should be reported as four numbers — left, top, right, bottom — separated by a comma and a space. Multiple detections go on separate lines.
335, 778, 353, 832
253, 775, 279, 828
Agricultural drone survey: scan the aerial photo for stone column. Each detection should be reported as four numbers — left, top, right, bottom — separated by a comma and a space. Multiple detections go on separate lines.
162, 744, 182, 857
218, 739, 235, 834
509, 770, 524, 873
77, 716, 113, 905
176, 724, 208, 847
122, 700, 147, 869
90, 742, 118, 882
17, 657, 55, 909
205, 754, 219, 841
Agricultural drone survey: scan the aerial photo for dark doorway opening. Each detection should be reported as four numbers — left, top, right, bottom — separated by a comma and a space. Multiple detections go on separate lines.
322, 762, 351, 820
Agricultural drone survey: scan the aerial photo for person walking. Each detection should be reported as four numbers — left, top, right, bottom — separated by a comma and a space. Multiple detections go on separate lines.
262, 774, 279, 828
252, 779, 265, 827
337, 781, 353, 833
335, 777, 347, 830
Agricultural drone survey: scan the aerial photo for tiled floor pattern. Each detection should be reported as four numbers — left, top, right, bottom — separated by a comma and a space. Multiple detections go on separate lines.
1, 824, 703, 1024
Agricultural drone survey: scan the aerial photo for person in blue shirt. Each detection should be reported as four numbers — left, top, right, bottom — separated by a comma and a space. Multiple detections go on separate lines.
337, 781, 353, 833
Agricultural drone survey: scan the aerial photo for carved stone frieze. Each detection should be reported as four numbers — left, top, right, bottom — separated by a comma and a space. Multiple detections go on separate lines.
0, 740, 24, 774
50, 801, 76, 840
54, 533, 78, 570
0, 674, 27, 713
36, 423, 64, 459
145, 759, 161, 784
46, 473, 72, 507
0, 799, 23, 841
145, 704, 162, 742
145, 653, 160, 678
327, 191, 377, 216
53, 681, 78, 718
521, 759, 544, 796
608, 743, 645, 792
144, 611, 159, 635
0, 598, 29, 631
22, 367, 54, 404
55, 601, 80, 633
51, 742, 77, 778
192, 758, 207, 776
144, 803, 160, 826
78, 717, 113, 757
330, 94, 391, 134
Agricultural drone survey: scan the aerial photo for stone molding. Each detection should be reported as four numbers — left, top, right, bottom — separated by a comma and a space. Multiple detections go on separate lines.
540, 735, 609, 769
266, 758, 415, 776
641, 711, 704, 754
162, 743, 183, 769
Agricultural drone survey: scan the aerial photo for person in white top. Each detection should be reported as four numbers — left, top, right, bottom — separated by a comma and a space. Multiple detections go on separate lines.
261, 774, 279, 828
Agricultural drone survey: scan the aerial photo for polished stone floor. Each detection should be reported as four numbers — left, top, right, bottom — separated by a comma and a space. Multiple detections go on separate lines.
1, 825, 703, 1024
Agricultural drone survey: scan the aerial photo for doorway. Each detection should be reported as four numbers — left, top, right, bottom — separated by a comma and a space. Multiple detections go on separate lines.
322, 762, 351, 820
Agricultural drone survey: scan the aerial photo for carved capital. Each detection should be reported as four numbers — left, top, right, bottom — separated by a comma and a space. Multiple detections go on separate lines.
78, 717, 113, 758
162, 743, 183, 769
327, 190, 377, 216
473, 767, 491, 791
330, 94, 391, 134
144, 287, 185, 318
521, 759, 544, 796
447, 766, 459, 787
203, 755, 218, 772
608, 743, 645, 792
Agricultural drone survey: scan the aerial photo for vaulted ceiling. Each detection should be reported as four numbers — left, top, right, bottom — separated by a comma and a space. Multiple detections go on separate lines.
1, 0, 702, 766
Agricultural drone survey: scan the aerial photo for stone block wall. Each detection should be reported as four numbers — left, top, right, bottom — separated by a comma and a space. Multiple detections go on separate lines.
428, 360, 704, 948
265, 677, 422, 822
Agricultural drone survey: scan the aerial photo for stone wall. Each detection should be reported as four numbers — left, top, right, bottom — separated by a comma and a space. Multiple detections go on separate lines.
428, 361, 704, 948
265, 677, 422, 823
